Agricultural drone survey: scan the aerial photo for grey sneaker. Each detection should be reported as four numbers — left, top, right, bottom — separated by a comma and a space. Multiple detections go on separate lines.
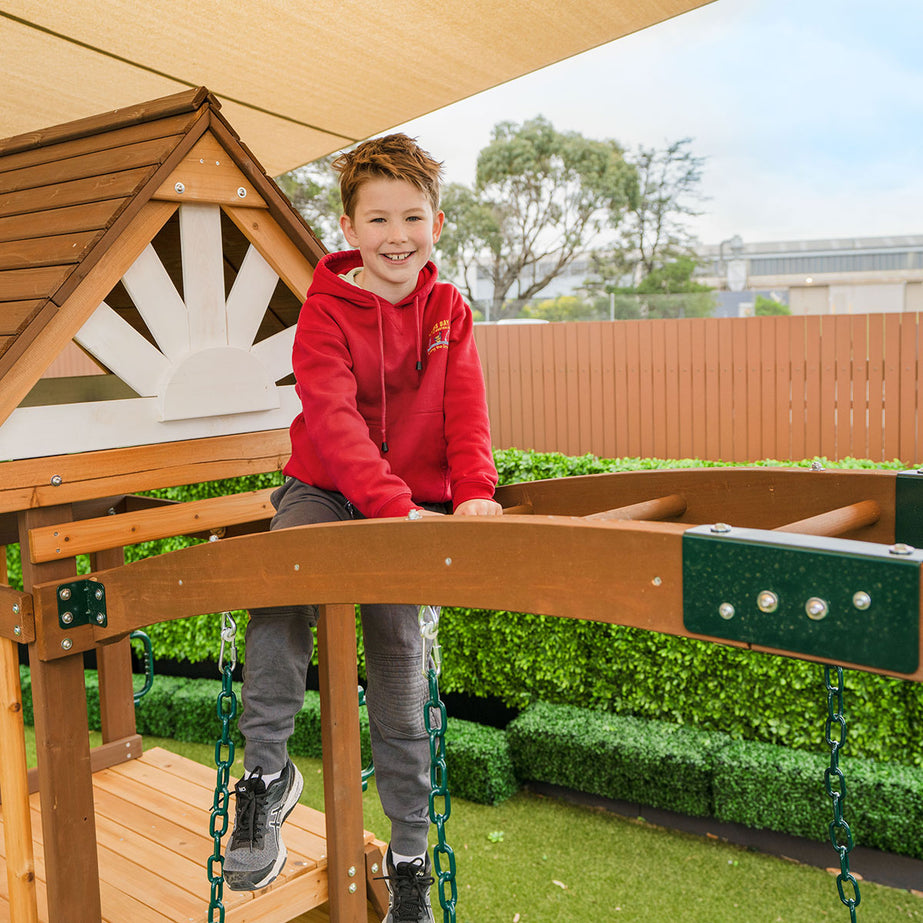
383, 847, 435, 922
223, 760, 304, 891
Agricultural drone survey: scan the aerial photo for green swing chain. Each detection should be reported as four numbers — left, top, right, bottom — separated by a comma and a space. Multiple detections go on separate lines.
419, 605, 458, 923
207, 612, 239, 923
823, 664, 860, 922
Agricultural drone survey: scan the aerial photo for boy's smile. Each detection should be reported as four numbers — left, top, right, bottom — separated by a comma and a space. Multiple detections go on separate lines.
340, 177, 444, 304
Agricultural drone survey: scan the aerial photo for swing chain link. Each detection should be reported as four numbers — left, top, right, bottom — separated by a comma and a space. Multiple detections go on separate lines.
208, 612, 239, 923
419, 605, 457, 922
823, 665, 860, 922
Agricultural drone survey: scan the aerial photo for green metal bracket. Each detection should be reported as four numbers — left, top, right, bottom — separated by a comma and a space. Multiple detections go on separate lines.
56, 579, 107, 629
682, 525, 920, 674
895, 469, 923, 548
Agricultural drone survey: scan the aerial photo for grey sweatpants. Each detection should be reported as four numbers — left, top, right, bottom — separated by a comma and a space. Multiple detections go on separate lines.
238, 478, 440, 856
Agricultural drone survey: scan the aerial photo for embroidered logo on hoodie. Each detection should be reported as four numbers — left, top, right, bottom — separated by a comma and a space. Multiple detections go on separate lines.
427, 319, 450, 354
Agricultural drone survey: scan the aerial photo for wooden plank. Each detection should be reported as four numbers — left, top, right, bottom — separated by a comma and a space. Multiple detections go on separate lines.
0, 89, 209, 160
21, 504, 102, 922
0, 300, 43, 337
22, 737, 144, 796
774, 500, 881, 538
0, 200, 118, 247
0, 634, 38, 923
0, 137, 181, 198
866, 314, 884, 461
898, 313, 920, 463
0, 232, 101, 273
29, 488, 275, 562
773, 316, 791, 460
317, 604, 368, 923
0, 168, 154, 223
649, 320, 667, 458
0, 580, 33, 643
180, 203, 227, 351
0, 266, 72, 303
758, 316, 776, 460
227, 244, 281, 349
0, 429, 289, 515
789, 315, 806, 460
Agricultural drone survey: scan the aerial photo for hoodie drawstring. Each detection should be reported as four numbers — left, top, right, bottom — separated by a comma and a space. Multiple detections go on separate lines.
414, 295, 423, 371
375, 296, 388, 453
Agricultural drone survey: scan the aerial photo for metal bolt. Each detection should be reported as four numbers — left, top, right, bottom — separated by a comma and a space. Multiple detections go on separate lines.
852, 591, 872, 611
371, 862, 380, 874
347, 866, 356, 877
810, 460, 825, 471
710, 523, 732, 534
805, 597, 829, 621
12, 603, 20, 614
237, 187, 247, 198
95, 613, 106, 624
890, 543, 915, 555
59, 587, 71, 601
348, 883, 357, 894
445, 557, 452, 566
94, 587, 104, 600
13, 626, 21, 637
718, 602, 735, 620
294, 564, 300, 571
652, 576, 662, 586
174, 182, 185, 194
757, 590, 779, 613
61, 638, 73, 651
61, 611, 74, 624
50, 474, 63, 486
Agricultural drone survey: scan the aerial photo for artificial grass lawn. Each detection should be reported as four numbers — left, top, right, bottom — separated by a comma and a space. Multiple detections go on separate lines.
135, 736, 919, 923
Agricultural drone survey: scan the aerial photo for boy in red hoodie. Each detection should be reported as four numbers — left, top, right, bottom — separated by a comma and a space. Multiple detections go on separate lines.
223, 134, 501, 923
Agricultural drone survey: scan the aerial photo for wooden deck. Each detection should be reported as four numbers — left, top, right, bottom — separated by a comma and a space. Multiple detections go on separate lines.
0, 747, 384, 922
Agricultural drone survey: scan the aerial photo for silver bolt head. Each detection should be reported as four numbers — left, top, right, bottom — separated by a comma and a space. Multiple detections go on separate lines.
12, 603, 20, 614
718, 602, 736, 620
757, 590, 779, 613
174, 181, 185, 194
236, 186, 247, 198
371, 862, 380, 874
61, 638, 73, 650
347, 866, 357, 877
348, 883, 357, 894
805, 597, 829, 620
95, 613, 106, 624
852, 591, 872, 611
810, 460, 825, 470
13, 626, 21, 636
59, 587, 71, 601
890, 542, 915, 555
61, 611, 73, 624
710, 522, 732, 534
94, 587, 104, 600
50, 474, 63, 486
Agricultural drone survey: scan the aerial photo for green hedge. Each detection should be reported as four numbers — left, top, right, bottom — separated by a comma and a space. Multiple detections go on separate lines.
509, 701, 923, 860
7, 450, 923, 768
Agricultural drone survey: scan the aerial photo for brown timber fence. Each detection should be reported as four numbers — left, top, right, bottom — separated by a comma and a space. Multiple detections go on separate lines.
473, 313, 923, 464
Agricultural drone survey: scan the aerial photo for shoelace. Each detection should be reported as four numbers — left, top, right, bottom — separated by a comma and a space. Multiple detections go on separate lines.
229, 769, 269, 849
381, 858, 435, 920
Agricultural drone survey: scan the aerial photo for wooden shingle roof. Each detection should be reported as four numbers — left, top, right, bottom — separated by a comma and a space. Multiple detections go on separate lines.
0, 88, 324, 403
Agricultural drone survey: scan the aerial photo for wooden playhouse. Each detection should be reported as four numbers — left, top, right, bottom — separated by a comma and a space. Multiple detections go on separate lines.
2, 87, 923, 923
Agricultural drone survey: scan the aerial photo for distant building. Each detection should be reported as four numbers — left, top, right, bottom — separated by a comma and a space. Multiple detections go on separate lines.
697, 234, 923, 316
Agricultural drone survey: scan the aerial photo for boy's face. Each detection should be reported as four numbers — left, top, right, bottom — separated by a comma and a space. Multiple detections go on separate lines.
340, 177, 445, 304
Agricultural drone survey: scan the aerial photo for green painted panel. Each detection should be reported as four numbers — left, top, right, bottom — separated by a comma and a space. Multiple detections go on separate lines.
56, 578, 107, 629
682, 526, 920, 674
895, 470, 923, 548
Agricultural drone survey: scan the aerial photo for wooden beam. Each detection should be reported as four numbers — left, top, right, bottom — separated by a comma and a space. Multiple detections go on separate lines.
20, 505, 103, 922
0, 549, 38, 923
0, 428, 289, 514
317, 603, 368, 923
28, 488, 275, 562
0, 581, 34, 643
583, 493, 687, 522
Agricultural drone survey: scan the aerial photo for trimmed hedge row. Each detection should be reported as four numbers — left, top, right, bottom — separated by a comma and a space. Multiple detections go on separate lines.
18, 669, 922, 859
507, 701, 923, 861
7, 450, 923, 769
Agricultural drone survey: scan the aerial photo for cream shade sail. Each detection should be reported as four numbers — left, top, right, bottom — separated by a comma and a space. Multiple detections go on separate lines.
0, 0, 712, 176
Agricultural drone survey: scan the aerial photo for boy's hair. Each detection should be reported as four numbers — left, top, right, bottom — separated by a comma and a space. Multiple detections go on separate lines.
333, 133, 443, 219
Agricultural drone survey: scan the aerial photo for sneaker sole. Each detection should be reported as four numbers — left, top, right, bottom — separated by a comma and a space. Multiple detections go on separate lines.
225, 763, 305, 892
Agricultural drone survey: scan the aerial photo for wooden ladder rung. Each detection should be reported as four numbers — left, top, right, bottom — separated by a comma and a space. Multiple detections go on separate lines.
774, 500, 881, 537
583, 493, 687, 522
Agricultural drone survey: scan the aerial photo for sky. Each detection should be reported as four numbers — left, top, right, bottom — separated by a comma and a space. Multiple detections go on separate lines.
392, 0, 923, 248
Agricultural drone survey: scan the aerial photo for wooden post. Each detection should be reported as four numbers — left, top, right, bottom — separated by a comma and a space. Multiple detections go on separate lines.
317, 603, 368, 923
20, 506, 103, 923
0, 546, 39, 923
92, 546, 138, 744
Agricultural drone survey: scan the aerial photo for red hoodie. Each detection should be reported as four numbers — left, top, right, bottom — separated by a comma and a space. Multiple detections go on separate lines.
284, 250, 497, 519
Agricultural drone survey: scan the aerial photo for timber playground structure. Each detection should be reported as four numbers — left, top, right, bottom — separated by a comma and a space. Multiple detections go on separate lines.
1, 90, 923, 922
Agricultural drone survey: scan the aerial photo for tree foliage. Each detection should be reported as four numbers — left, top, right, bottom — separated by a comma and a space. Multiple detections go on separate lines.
754, 294, 791, 316
437, 116, 637, 320
276, 154, 345, 247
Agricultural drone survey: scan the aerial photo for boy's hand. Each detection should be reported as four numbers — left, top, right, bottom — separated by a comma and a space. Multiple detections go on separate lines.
454, 499, 503, 516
